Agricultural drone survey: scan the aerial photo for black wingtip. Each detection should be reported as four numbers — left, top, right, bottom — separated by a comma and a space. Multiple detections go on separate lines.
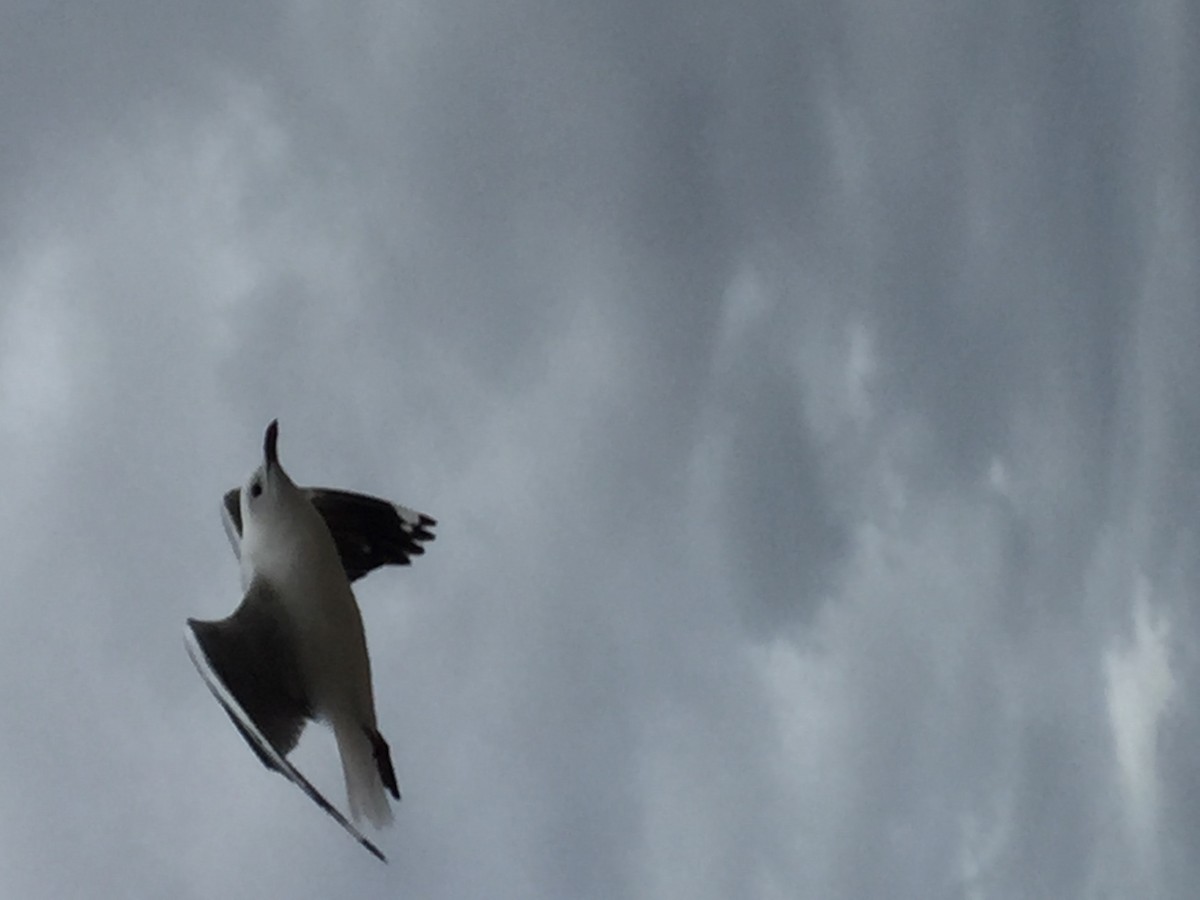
415, 516, 437, 541
362, 837, 388, 864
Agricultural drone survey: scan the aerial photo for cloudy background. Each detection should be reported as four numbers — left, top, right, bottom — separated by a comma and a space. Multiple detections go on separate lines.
0, 1, 1196, 897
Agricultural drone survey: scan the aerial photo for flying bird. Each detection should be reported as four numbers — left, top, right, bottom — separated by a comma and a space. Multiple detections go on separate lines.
185, 420, 436, 862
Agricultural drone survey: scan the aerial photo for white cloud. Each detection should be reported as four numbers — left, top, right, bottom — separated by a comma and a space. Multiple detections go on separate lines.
0, 248, 80, 446
1106, 578, 1174, 860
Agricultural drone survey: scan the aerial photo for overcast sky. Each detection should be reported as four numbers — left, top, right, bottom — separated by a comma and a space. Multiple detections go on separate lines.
0, 1, 1196, 897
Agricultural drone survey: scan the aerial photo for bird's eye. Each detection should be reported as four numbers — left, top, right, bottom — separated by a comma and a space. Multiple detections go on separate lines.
250, 480, 263, 498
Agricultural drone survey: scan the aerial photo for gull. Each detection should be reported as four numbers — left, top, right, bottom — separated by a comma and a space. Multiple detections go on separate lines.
185, 420, 436, 862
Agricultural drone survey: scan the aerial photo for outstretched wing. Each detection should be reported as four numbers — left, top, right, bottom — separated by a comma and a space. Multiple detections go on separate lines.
222, 487, 436, 582
184, 587, 387, 863
186, 580, 310, 760
305, 488, 437, 581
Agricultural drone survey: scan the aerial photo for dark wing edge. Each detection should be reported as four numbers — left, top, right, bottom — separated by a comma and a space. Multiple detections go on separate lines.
305, 488, 438, 582
184, 625, 387, 863
221, 489, 243, 561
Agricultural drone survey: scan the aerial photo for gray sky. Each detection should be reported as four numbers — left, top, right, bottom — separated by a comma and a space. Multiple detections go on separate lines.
0, 1, 1196, 897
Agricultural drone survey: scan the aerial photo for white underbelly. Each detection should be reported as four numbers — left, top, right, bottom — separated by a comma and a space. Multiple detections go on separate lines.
243, 509, 377, 726
285, 571, 375, 725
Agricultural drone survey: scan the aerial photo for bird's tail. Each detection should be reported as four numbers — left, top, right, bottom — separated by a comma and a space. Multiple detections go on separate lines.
334, 718, 396, 828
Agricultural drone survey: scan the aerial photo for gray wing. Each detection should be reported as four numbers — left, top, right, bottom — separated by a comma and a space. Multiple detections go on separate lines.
184, 607, 386, 868
305, 488, 437, 581
186, 579, 310, 759
222, 487, 436, 582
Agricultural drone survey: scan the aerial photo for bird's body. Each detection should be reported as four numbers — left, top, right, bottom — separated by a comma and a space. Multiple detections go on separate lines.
187, 420, 429, 858
236, 443, 394, 827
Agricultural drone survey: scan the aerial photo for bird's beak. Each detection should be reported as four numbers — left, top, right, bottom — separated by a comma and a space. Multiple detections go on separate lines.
264, 419, 280, 469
